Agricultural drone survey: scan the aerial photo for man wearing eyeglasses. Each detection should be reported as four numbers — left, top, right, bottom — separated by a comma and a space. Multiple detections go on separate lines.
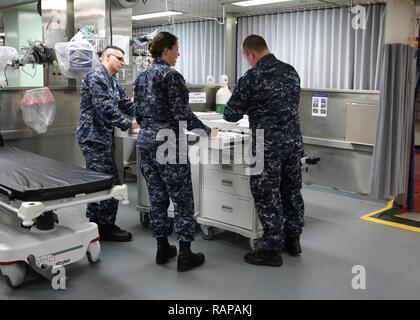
77, 45, 139, 242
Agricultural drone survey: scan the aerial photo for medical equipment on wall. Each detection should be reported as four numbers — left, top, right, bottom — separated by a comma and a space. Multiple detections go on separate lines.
20, 87, 56, 134
54, 26, 100, 79
132, 28, 159, 48
8, 40, 54, 69
132, 29, 159, 75
0, 47, 19, 86
0, 42, 52, 87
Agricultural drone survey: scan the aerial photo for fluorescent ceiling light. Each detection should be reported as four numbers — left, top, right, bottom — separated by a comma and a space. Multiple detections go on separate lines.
232, 0, 293, 6
132, 11, 182, 21
0, 33, 5, 37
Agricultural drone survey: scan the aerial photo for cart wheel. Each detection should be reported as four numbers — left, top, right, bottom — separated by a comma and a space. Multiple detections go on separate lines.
1, 262, 27, 288
140, 211, 150, 228
200, 225, 214, 240
249, 238, 263, 251
87, 241, 101, 264
167, 218, 174, 236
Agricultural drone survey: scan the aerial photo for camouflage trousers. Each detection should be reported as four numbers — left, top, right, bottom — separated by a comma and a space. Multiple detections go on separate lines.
250, 150, 305, 251
139, 147, 195, 242
79, 141, 120, 225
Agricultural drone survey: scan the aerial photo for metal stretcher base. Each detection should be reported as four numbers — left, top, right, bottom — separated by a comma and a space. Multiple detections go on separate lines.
0, 210, 100, 288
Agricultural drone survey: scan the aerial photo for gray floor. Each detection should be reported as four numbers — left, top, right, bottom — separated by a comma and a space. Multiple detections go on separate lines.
1, 182, 420, 300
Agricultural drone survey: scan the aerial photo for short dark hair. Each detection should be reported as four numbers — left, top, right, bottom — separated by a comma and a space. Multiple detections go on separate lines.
242, 34, 268, 52
102, 45, 125, 56
148, 31, 178, 59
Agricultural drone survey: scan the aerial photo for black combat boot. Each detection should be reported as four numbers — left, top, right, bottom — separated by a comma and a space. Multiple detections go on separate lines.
244, 250, 283, 267
98, 223, 133, 242
284, 238, 302, 256
177, 241, 205, 272
156, 237, 177, 265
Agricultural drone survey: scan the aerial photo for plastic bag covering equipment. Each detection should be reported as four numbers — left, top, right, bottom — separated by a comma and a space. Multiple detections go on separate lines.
0, 147, 115, 201
0, 46, 19, 83
20, 87, 56, 134
54, 39, 100, 79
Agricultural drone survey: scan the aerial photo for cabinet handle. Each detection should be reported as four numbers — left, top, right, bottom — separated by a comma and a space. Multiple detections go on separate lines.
221, 205, 233, 213
222, 164, 233, 171
221, 179, 233, 186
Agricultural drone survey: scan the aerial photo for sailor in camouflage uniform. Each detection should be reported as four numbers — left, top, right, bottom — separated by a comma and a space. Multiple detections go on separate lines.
134, 32, 218, 271
77, 45, 138, 242
224, 35, 304, 266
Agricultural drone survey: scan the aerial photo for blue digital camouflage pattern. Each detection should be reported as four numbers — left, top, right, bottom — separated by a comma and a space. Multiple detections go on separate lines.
79, 141, 120, 225
139, 147, 195, 241
250, 154, 304, 251
77, 64, 136, 224
134, 58, 211, 147
134, 58, 210, 241
77, 64, 136, 147
224, 53, 304, 251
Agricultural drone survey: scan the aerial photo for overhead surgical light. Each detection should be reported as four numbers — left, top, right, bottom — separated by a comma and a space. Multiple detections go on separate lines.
232, 0, 294, 6
132, 11, 183, 21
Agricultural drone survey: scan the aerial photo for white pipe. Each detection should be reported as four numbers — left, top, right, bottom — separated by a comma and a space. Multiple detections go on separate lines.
198, 4, 226, 25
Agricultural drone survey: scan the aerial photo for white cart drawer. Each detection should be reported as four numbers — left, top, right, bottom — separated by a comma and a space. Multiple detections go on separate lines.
203, 163, 250, 176
201, 149, 252, 176
203, 169, 252, 198
202, 189, 254, 230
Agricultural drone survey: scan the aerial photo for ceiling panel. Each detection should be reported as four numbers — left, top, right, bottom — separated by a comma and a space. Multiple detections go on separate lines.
132, 0, 385, 27
0, 0, 385, 27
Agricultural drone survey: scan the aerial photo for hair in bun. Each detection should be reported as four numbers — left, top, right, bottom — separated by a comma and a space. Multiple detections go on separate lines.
148, 31, 178, 58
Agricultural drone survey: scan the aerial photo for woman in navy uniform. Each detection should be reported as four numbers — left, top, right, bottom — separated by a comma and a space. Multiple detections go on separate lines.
134, 32, 218, 272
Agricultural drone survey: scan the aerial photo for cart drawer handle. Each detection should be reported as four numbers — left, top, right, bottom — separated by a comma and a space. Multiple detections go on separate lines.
221, 179, 233, 186
221, 205, 233, 213
222, 164, 233, 171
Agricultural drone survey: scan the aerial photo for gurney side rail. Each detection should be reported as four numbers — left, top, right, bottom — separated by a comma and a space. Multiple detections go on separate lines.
0, 185, 128, 227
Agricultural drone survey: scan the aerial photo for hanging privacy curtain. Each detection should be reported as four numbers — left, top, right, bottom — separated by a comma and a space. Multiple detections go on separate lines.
133, 20, 225, 85
236, 4, 385, 90
370, 44, 417, 200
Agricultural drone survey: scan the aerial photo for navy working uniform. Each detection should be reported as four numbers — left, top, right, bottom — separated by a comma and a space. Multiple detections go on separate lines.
134, 58, 210, 242
77, 64, 136, 225
224, 53, 304, 252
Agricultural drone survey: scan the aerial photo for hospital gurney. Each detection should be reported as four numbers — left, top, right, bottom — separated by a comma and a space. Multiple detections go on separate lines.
0, 147, 128, 288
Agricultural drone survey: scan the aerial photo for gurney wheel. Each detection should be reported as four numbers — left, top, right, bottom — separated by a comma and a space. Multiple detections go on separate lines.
140, 211, 150, 228
87, 241, 101, 264
200, 225, 214, 240
1, 262, 27, 289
